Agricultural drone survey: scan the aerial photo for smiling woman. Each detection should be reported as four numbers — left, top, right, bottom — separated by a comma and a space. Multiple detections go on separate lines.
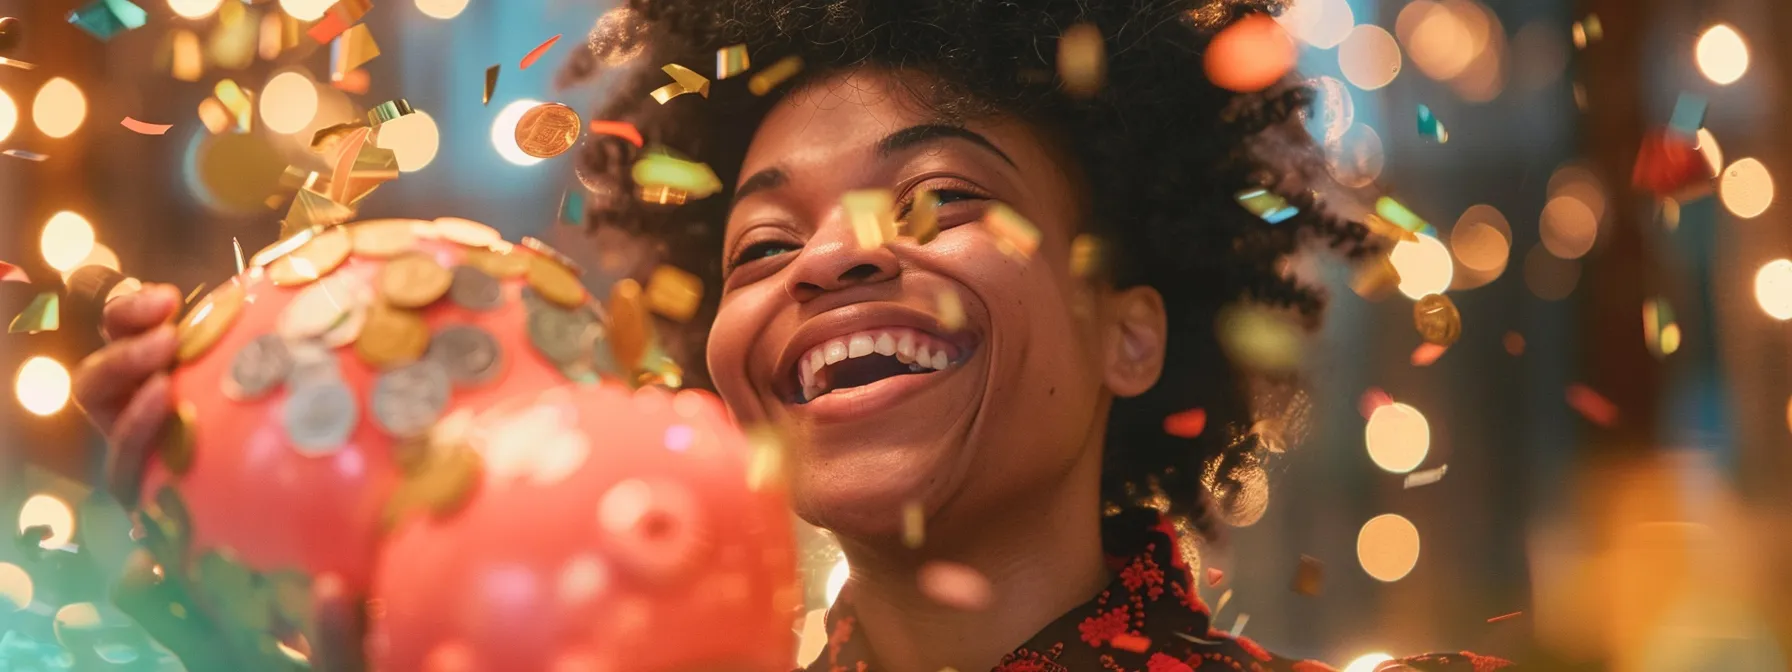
547, 1, 1505, 671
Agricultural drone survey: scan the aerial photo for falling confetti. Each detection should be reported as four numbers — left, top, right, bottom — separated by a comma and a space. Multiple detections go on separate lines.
632, 150, 722, 199
1204, 13, 1295, 93
903, 189, 940, 244
588, 120, 643, 147
0, 56, 36, 71
232, 238, 245, 275
1571, 15, 1602, 49
1291, 555, 1323, 596
715, 44, 750, 79
1486, 611, 1524, 623
367, 99, 414, 127
650, 63, 712, 103
0, 262, 26, 284
1236, 188, 1299, 224
842, 189, 897, 249
483, 65, 500, 105
330, 24, 381, 82
557, 189, 584, 226
9, 293, 59, 334
982, 204, 1040, 259
1565, 384, 1618, 427
519, 34, 562, 70
1212, 588, 1233, 617
1416, 104, 1448, 143
1110, 634, 1151, 653
1358, 387, 1393, 419
1503, 331, 1526, 356
1068, 234, 1101, 278
748, 55, 803, 96
1205, 567, 1225, 586
67, 0, 147, 41
213, 79, 254, 132
3, 149, 48, 161
1667, 92, 1708, 136
901, 501, 924, 549
1163, 408, 1207, 439
119, 117, 172, 135
1374, 197, 1430, 234
1410, 342, 1448, 367
1057, 23, 1106, 98
1229, 614, 1251, 637
644, 265, 703, 322
306, 0, 371, 44
936, 291, 965, 331
1402, 464, 1449, 489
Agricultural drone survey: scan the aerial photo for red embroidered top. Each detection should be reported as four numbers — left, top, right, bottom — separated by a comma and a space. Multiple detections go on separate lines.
802, 509, 1515, 672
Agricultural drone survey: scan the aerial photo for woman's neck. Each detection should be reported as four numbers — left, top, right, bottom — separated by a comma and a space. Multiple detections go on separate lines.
834, 447, 1110, 672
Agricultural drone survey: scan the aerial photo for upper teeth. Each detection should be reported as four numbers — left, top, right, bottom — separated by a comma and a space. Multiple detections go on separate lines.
799, 327, 955, 400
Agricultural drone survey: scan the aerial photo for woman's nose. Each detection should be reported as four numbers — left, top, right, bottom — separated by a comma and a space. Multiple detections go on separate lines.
783, 211, 901, 303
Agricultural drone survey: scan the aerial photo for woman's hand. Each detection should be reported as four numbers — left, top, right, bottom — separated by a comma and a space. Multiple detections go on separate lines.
71, 282, 182, 504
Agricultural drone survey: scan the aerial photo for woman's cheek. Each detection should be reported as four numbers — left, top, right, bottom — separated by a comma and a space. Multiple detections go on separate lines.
705, 292, 776, 419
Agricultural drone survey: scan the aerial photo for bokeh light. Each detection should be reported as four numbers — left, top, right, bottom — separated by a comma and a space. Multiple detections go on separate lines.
1365, 402, 1430, 474
375, 110, 441, 172
1305, 76, 1355, 144
1524, 244, 1579, 301
1720, 158, 1774, 219
1696, 128, 1724, 178
168, 0, 223, 19
1397, 1, 1473, 81
33, 77, 87, 139
1338, 25, 1403, 91
1451, 204, 1511, 273
0, 563, 31, 612
1540, 195, 1598, 259
1328, 123, 1384, 188
1357, 513, 1421, 582
260, 71, 319, 135
1695, 24, 1749, 85
41, 210, 96, 272
1548, 163, 1607, 223
278, 0, 333, 21
59, 243, 121, 284
824, 557, 849, 606
1275, 0, 1354, 49
415, 0, 470, 20
1344, 653, 1395, 672
16, 356, 72, 416
1753, 259, 1792, 320
1204, 14, 1296, 93
0, 87, 17, 144
1390, 235, 1454, 299
19, 494, 75, 549
492, 99, 546, 166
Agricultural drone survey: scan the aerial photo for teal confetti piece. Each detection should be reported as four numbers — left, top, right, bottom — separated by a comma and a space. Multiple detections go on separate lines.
559, 188, 586, 226
8, 292, 58, 333
1235, 188, 1299, 224
1668, 92, 1707, 137
1374, 196, 1429, 233
66, 0, 147, 41
1416, 104, 1448, 143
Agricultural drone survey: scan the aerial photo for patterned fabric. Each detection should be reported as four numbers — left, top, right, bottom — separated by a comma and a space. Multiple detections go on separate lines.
802, 509, 1515, 672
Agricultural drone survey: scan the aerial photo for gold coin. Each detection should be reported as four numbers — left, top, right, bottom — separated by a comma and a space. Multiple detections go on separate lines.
383, 443, 482, 529
607, 278, 650, 371
157, 401, 199, 475
463, 248, 530, 278
1413, 293, 1462, 346
351, 219, 423, 258
354, 303, 431, 369
644, 265, 703, 322
177, 281, 246, 362
379, 252, 453, 308
431, 217, 502, 248
269, 226, 352, 287
513, 102, 582, 159
526, 254, 589, 308
519, 236, 584, 276
250, 226, 319, 268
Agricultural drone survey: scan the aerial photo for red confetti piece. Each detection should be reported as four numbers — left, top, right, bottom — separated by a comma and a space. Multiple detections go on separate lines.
1358, 387, 1393, 419
519, 34, 562, 70
120, 117, 173, 135
1205, 566, 1224, 586
307, 13, 351, 44
1110, 633, 1151, 653
331, 69, 371, 94
0, 262, 27, 284
1486, 610, 1524, 623
1162, 407, 1207, 439
588, 120, 644, 147
1410, 342, 1447, 367
1632, 127, 1712, 199
1565, 384, 1618, 427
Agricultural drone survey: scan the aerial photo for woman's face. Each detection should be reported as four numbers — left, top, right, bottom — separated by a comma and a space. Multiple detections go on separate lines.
707, 68, 1156, 540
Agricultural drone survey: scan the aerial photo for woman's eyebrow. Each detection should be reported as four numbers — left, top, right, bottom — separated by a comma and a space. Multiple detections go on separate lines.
733, 167, 788, 202
876, 124, 1017, 167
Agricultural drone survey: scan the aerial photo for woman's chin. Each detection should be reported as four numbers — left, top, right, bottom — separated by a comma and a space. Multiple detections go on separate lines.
788, 447, 960, 542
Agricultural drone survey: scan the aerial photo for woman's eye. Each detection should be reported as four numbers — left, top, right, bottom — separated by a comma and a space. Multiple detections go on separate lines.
899, 188, 986, 219
732, 240, 799, 268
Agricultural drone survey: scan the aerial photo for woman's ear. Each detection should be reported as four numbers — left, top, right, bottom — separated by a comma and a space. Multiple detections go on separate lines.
1102, 285, 1166, 398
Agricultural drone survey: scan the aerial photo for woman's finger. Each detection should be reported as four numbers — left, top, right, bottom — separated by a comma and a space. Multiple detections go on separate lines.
72, 324, 177, 432
100, 283, 180, 342
309, 573, 367, 672
103, 373, 171, 506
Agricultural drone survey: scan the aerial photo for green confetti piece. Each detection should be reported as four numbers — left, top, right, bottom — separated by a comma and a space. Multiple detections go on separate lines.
1374, 196, 1430, 233
1235, 188, 1299, 224
67, 0, 147, 41
1416, 104, 1448, 143
631, 150, 723, 199
9, 292, 58, 333
559, 188, 586, 226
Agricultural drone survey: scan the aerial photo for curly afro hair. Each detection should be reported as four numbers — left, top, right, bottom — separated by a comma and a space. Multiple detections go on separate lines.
559, 0, 1372, 542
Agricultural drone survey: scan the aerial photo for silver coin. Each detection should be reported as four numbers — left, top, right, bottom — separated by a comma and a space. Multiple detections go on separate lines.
447, 265, 504, 311
282, 378, 358, 455
224, 334, 293, 401
526, 301, 602, 368
425, 325, 503, 385
371, 360, 452, 438
285, 341, 342, 384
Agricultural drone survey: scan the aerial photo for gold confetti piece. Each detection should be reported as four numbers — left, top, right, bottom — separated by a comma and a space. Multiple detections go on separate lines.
715, 44, 750, 79
213, 79, 253, 132
1643, 296, 1680, 358
0, 57, 37, 70
842, 189, 897, 249
936, 291, 965, 331
1487, 610, 1524, 623
197, 98, 229, 134
662, 63, 711, 98
309, 121, 365, 153
232, 238, 245, 274
520, 34, 562, 70
1360, 213, 1420, 243
588, 120, 643, 147
902, 188, 940, 244
170, 29, 203, 81
650, 82, 696, 104
1212, 588, 1233, 617
744, 426, 785, 492
632, 150, 722, 199
1228, 613, 1250, 638
367, 99, 414, 126
331, 68, 370, 94
330, 24, 380, 83
639, 184, 689, 205
1402, 464, 1448, 489
1057, 23, 1106, 98
1217, 305, 1302, 371
483, 64, 499, 105
3, 149, 48, 161
1350, 255, 1400, 300
748, 55, 804, 96
9, 293, 59, 334
120, 117, 173, 135
901, 501, 925, 549
283, 189, 357, 238
257, 11, 297, 61
1291, 555, 1323, 596
1412, 293, 1461, 346
1069, 234, 1102, 278
982, 203, 1040, 258
644, 264, 703, 322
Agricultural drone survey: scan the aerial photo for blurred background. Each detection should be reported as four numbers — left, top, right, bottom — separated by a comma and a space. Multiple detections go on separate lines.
0, 0, 1789, 669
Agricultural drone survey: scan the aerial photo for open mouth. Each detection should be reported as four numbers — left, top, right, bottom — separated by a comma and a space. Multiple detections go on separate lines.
790, 328, 970, 403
